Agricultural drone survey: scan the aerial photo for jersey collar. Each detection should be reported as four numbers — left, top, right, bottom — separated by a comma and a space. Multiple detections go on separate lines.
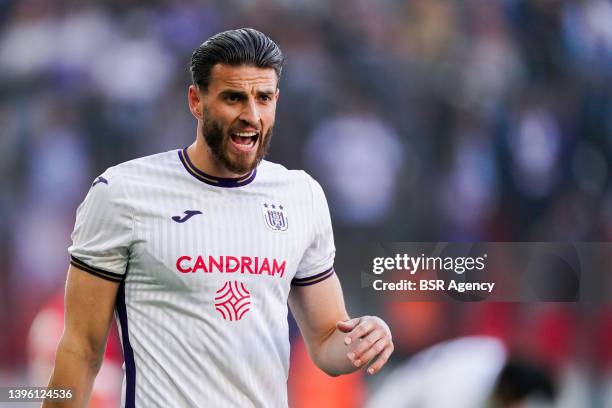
178, 148, 257, 188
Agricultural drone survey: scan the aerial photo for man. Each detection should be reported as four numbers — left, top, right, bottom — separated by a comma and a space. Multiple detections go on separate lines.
365, 336, 555, 408
45, 28, 393, 407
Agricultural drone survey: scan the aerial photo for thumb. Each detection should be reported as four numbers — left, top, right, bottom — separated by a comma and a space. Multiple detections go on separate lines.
336, 317, 360, 333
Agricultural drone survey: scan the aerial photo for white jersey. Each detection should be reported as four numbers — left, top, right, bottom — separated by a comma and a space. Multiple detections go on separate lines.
68, 148, 336, 408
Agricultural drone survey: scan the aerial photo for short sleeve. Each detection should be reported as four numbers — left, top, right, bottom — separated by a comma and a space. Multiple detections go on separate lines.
292, 176, 336, 286
68, 172, 133, 282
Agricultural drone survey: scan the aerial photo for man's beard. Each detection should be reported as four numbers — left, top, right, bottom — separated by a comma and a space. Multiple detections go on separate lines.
202, 117, 272, 175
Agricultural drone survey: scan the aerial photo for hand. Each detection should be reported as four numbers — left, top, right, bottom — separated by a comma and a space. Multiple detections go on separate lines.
336, 315, 394, 375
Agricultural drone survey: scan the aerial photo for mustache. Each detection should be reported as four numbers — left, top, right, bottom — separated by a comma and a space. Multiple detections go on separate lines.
228, 126, 262, 134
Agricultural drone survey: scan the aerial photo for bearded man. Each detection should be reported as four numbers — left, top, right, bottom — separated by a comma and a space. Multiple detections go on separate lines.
45, 28, 393, 408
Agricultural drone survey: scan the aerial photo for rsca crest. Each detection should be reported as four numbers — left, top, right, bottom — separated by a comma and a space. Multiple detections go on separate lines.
262, 203, 288, 232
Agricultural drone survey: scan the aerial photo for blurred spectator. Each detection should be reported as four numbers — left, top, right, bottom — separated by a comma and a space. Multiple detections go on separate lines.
365, 336, 556, 408
305, 113, 403, 226
28, 292, 122, 407
507, 105, 563, 199
562, 0, 612, 75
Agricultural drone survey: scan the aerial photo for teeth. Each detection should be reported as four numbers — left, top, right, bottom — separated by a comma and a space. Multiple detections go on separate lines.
231, 132, 257, 149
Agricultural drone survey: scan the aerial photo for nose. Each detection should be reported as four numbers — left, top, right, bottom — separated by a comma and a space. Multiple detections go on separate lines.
238, 99, 260, 127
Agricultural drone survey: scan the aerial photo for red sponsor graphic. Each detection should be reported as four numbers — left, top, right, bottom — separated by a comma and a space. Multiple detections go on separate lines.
214, 281, 251, 321
176, 255, 286, 278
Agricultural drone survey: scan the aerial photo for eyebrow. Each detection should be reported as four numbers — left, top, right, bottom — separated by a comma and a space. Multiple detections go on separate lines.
256, 89, 276, 96
219, 89, 247, 98
218, 89, 276, 98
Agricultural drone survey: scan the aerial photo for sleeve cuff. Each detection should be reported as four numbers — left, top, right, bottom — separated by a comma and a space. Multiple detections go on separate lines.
291, 267, 335, 286
70, 255, 125, 283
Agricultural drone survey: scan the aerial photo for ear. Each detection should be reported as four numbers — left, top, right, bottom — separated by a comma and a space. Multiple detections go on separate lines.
275, 87, 280, 103
188, 85, 204, 120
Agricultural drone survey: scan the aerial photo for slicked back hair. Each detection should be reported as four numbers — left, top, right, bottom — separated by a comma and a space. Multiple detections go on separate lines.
190, 28, 285, 91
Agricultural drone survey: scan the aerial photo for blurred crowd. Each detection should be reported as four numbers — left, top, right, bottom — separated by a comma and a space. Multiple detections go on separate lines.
1, 0, 612, 406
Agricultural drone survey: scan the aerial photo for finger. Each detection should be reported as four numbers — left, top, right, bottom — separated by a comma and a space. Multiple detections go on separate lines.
350, 337, 387, 368
344, 318, 375, 345
336, 318, 360, 333
367, 343, 394, 375
348, 329, 384, 361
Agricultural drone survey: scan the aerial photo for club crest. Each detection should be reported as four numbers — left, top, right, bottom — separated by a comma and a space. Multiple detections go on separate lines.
262, 203, 288, 232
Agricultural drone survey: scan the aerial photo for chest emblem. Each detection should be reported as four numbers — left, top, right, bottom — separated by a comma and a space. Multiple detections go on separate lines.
214, 281, 251, 321
262, 203, 288, 232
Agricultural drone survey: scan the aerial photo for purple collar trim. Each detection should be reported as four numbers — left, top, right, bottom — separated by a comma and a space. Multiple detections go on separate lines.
178, 148, 257, 188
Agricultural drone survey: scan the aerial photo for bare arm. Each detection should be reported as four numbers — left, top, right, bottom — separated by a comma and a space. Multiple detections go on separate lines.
289, 274, 393, 377
43, 265, 119, 407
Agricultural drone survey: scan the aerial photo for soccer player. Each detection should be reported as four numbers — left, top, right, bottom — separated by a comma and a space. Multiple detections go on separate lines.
44, 28, 393, 407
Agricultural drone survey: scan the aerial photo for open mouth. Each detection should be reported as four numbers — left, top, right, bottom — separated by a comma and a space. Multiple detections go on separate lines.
230, 131, 259, 151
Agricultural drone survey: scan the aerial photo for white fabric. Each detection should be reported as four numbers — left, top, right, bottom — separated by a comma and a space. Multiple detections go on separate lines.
365, 336, 507, 408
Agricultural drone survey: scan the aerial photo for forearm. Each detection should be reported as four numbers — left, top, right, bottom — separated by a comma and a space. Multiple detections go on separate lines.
290, 276, 394, 377
311, 327, 358, 377
43, 337, 103, 407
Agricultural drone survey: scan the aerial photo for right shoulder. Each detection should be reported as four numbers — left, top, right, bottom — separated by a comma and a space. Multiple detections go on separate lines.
94, 149, 181, 189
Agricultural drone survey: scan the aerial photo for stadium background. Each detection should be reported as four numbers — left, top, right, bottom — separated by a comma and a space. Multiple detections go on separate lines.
1, 0, 612, 406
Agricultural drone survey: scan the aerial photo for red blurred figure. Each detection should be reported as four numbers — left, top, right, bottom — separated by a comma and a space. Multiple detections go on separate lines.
28, 292, 122, 407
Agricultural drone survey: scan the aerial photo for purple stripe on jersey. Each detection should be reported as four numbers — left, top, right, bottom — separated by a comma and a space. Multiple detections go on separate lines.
291, 267, 335, 286
178, 148, 257, 188
116, 282, 136, 408
70, 255, 124, 282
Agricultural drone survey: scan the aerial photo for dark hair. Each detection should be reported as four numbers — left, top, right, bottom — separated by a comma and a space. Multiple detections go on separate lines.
190, 28, 285, 90
492, 359, 556, 404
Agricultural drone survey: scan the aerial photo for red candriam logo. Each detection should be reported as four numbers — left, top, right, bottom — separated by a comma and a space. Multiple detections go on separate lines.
176, 255, 286, 278
214, 281, 251, 321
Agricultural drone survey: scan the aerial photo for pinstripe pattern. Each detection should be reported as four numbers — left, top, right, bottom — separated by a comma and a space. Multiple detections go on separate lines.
68, 149, 336, 407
